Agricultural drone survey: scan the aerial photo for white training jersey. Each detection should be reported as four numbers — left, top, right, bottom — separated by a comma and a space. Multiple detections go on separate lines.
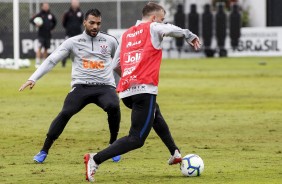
29, 31, 119, 87
113, 20, 198, 98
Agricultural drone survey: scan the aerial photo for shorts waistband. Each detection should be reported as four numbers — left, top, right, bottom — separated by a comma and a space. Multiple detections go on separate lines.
73, 83, 115, 88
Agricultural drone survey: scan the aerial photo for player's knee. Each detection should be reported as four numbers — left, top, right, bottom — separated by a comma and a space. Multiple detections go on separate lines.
105, 102, 120, 114
128, 135, 145, 149
60, 108, 78, 118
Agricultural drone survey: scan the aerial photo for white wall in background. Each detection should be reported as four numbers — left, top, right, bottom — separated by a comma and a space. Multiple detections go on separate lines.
183, 0, 267, 27
239, 0, 266, 27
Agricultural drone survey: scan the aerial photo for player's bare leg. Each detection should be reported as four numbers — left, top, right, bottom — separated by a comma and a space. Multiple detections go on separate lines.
43, 48, 48, 60
35, 47, 42, 68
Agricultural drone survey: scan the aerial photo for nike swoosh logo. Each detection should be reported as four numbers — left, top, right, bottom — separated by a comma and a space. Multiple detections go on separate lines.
78, 48, 84, 51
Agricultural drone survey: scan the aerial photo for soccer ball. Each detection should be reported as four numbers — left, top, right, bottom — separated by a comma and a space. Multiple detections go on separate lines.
34, 17, 43, 26
180, 154, 204, 177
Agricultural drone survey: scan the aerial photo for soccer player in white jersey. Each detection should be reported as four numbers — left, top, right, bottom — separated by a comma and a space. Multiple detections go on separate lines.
19, 9, 121, 163
84, 2, 201, 182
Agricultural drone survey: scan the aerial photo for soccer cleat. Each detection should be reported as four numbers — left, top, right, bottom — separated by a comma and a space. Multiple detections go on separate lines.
168, 149, 182, 165
84, 153, 99, 182
112, 155, 121, 162
33, 150, 48, 163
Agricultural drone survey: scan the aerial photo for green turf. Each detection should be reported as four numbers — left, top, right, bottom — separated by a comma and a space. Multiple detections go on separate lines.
0, 57, 282, 184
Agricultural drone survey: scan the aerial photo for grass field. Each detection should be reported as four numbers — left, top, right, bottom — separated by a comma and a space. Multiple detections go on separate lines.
0, 57, 282, 184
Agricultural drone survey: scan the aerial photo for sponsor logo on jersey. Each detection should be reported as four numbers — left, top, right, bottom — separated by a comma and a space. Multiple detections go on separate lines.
82, 58, 104, 69
85, 81, 106, 85
126, 29, 143, 38
78, 38, 86, 42
123, 66, 136, 77
129, 75, 137, 81
99, 37, 107, 42
121, 75, 138, 86
124, 50, 142, 64
121, 79, 129, 86
126, 40, 141, 48
124, 85, 146, 92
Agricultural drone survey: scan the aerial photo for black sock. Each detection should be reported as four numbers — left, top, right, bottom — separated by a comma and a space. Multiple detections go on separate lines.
93, 154, 101, 165
109, 132, 118, 144
41, 136, 55, 154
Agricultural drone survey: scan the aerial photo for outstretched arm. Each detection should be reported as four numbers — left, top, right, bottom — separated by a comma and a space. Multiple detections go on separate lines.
112, 41, 122, 87
112, 43, 121, 77
19, 40, 71, 91
19, 80, 36, 91
151, 22, 201, 50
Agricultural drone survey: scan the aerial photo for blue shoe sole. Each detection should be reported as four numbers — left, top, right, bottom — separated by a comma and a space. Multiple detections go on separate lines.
33, 151, 47, 163
112, 155, 121, 162
33, 159, 44, 163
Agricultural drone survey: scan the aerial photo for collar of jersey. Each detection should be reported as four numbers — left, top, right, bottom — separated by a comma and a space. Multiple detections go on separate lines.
83, 31, 100, 39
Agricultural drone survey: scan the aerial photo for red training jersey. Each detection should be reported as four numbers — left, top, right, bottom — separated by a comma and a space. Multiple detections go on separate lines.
117, 22, 162, 92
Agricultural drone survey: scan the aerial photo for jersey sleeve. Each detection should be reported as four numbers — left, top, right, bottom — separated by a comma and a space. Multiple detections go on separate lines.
112, 45, 121, 87
112, 36, 122, 75
150, 22, 199, 49
110, 36, 121, 86
28, 39, 72, 82
112, 45, 121, 75
111, 36, 119, 58
51, 13, 57, 30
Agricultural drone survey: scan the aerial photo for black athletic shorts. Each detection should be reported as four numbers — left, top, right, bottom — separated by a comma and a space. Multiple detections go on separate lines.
38, 36, 51, 49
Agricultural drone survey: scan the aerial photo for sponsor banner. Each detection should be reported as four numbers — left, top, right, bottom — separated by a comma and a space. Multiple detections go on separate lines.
0, 32, 65, 58
229, 27, 282, 57
109, 27, 282, 57
1, 28, 282, 58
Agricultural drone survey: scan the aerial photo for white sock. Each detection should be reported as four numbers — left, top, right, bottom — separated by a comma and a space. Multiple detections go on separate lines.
35, 57, 41, 65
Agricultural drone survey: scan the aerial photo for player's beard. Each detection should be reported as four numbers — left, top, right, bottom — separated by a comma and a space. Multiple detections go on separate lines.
86, 28, 99, 37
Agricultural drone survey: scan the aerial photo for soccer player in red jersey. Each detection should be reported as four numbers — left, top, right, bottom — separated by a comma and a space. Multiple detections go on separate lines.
84, 2, 201, 182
